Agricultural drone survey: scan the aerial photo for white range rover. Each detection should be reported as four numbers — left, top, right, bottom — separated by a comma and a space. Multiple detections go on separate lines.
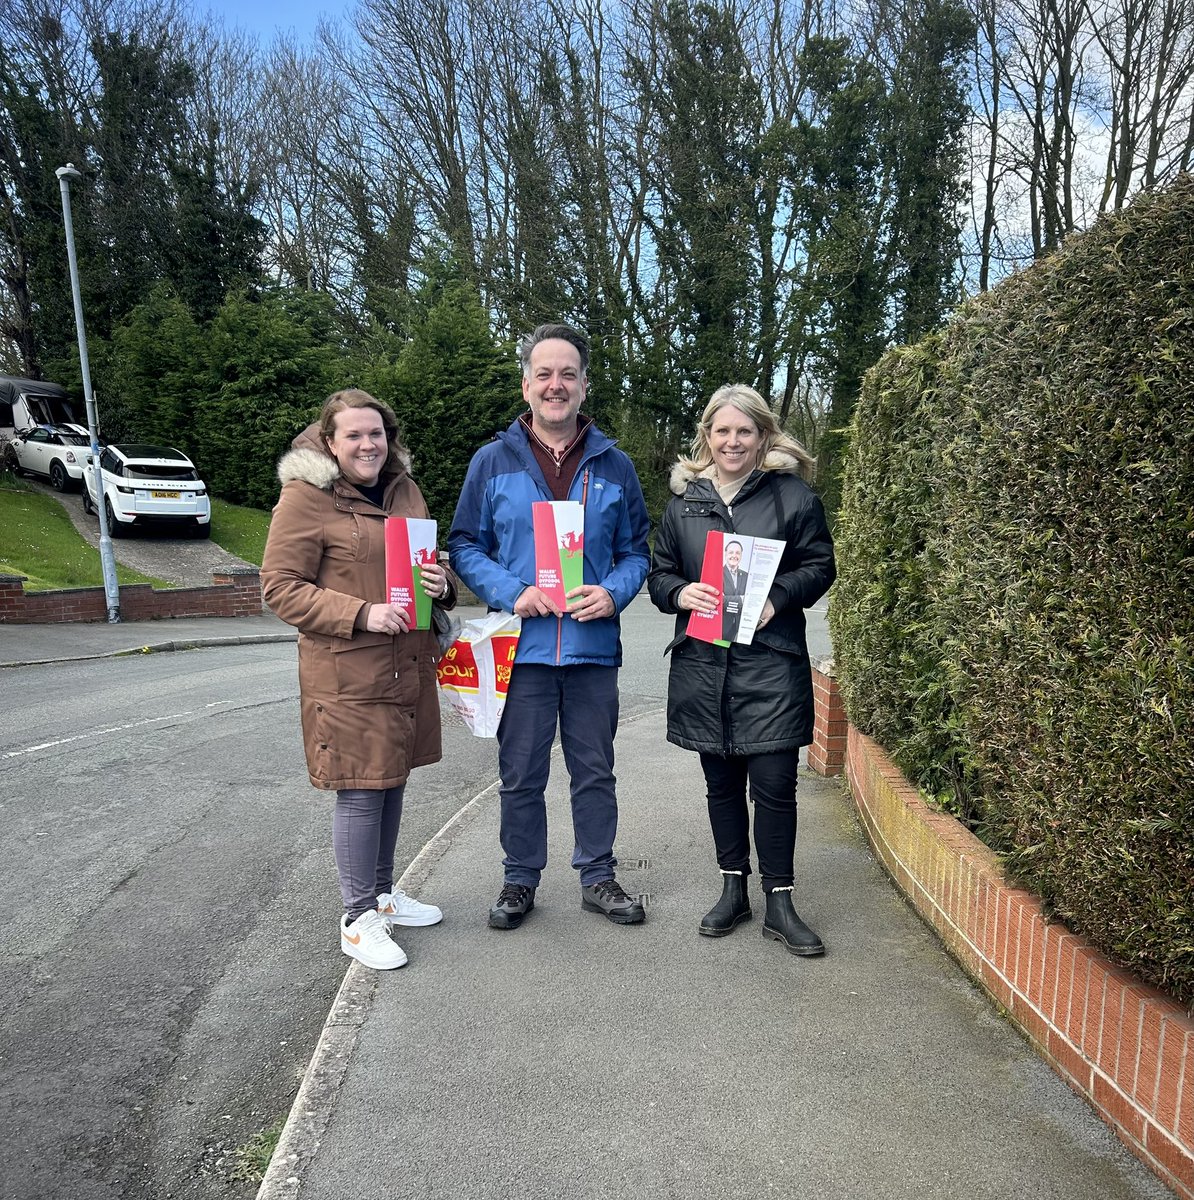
82, 443, 212, 538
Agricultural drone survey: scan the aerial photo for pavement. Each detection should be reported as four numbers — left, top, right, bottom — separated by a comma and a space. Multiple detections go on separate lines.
0, 612, 296, 667
1, 613, 1171, 1199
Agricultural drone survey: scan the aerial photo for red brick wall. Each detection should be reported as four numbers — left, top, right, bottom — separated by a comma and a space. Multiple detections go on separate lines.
0, 571, 263, 623
847, 727, 1194, 1200
808, 657, 847, 776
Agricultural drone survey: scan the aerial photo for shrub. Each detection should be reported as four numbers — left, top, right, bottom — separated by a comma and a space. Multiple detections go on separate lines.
831, 175, 1194, 1004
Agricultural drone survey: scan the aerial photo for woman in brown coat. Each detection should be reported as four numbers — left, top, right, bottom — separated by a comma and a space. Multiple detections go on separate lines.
262, 389, 457, 970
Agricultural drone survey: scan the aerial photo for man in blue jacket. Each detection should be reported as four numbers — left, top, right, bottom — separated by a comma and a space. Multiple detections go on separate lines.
449, 323, 650, 930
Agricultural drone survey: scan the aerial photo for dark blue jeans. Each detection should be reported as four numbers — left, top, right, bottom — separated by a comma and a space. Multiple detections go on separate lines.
496, 663, 620, 887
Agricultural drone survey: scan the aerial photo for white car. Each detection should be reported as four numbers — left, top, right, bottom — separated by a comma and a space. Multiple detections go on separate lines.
81, 443, 212, 538
3, 423, 96, 491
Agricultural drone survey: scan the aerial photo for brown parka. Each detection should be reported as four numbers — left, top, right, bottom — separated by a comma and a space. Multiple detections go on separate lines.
261, 423, 453, 791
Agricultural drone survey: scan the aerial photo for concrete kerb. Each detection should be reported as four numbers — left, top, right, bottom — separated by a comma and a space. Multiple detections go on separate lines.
254, 780, 501, 1200
0, 631, 297, 668
254, 708, 665, 1200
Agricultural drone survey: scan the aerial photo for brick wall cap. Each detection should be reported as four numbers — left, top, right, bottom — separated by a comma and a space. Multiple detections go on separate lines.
810, 653, 836, 676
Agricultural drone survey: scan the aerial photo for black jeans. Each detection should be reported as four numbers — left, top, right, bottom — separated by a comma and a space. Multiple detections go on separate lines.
698, 750, 800, 891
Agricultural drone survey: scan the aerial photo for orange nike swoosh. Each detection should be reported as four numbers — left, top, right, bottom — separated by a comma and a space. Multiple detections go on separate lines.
344, 929, 361, 945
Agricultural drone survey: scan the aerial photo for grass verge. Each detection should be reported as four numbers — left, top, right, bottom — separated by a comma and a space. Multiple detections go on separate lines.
210, 498, 271, 566
0, 483, 170, 591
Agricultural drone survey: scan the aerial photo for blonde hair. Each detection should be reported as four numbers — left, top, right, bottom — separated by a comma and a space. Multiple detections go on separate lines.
678, 383, 815, 482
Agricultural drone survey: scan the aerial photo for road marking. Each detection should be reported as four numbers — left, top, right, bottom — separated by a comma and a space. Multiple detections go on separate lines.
3, 697, 281, 758
4, 712, 190, 757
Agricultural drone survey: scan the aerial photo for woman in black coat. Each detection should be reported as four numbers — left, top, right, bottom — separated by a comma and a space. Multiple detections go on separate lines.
648, 384, 835, 954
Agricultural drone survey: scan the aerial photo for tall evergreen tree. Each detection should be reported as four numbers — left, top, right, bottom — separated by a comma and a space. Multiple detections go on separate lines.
102, 284, 206, 447
169, 139, 265, 321
0, 19, 89, 373
634, 0, 763, 427
200, 287, 349, 507
794, 37, 889, 518
880, 0, 974, 344
86, 28, 194, 336
365, 254, 521, 530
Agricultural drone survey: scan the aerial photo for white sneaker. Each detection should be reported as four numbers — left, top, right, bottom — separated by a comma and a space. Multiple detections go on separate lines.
341, 910, 408, 970
377, 890, 443, 927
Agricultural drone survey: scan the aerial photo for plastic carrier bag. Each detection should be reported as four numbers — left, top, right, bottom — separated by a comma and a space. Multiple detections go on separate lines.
435, 611, 521, 737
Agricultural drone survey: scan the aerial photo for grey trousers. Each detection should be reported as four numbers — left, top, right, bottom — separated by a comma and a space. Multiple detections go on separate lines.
333, 786, 405, 920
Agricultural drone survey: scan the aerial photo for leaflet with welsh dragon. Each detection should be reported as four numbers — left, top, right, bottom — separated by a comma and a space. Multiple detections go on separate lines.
384, 517, 437, 630
531, 500, 585, 609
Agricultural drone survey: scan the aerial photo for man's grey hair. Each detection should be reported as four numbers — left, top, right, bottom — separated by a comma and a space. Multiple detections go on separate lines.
518, 323, 590, 379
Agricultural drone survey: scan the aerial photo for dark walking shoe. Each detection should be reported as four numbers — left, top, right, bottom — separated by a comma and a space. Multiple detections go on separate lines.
489, 883, 535, 930
581, 878, 646, 924
699, 871, 752, 937
762, 889, 824, 956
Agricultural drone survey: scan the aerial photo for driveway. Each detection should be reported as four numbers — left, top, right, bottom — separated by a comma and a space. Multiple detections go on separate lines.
27, 477, 258, 587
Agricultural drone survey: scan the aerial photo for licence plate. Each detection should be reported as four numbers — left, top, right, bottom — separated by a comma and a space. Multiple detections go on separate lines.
151, 490, 181, 499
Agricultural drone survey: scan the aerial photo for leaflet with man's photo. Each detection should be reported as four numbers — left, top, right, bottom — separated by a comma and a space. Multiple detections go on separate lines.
685, 530, 784, 647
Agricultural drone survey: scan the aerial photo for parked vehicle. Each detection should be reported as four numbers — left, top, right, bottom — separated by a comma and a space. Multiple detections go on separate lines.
3, 423, 100, 491
0, 375, 84, 443
81, 443, 212, 538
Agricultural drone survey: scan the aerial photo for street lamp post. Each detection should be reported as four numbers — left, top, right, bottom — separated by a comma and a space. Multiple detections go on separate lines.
56, 162, 120, 623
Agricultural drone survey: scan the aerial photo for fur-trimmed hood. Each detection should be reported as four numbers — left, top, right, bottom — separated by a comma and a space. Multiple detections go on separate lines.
668, 445, 811, 496
276, 422, 411, 490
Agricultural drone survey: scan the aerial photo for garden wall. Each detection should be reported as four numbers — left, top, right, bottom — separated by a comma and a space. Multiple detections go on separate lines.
808, 666, 1193, 1200
0, 568, 263, 623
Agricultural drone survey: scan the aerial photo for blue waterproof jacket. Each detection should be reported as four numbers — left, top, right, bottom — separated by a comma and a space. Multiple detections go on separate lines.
448, 417, 650, 666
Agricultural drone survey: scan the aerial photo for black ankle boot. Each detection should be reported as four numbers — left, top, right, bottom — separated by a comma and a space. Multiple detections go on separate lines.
699, 871, 752, 937
762, 889, 824, 956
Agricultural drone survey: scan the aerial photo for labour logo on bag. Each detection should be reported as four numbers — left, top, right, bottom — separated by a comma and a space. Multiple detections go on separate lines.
437, 639, 479, 694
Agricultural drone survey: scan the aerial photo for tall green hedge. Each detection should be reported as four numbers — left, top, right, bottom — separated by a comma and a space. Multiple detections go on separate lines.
830, 175, 1194, 1006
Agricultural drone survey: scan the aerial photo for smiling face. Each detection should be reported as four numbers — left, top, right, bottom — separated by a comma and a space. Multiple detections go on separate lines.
725, 542, 743, 571
522, 338, 587, 442
707, 404, 762, 483
326, 406, 387, 486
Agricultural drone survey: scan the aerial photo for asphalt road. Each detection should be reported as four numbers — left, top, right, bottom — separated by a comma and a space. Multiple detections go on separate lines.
0, 599, 718, 1200
0, 641, 495, 1199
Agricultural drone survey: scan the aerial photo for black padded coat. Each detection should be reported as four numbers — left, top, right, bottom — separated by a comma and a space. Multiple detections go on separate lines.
647, 455, 835, 756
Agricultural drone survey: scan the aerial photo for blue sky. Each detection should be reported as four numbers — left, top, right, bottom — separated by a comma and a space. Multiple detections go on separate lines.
197, 0, 351, 44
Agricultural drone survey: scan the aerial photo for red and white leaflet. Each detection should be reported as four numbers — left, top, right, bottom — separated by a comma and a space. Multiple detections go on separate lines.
686, 530, 727, 646
686, 530, 785, 646
734, 536, 783, 642
531, 500, 584, 609
384, 517, 437, 630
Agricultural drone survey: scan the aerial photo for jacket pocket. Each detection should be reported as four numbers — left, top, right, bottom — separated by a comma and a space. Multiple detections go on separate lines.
330, 638, 397, 701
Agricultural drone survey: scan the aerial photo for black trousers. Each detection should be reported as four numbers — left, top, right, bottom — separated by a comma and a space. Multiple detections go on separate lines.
698, 749, 800, 891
